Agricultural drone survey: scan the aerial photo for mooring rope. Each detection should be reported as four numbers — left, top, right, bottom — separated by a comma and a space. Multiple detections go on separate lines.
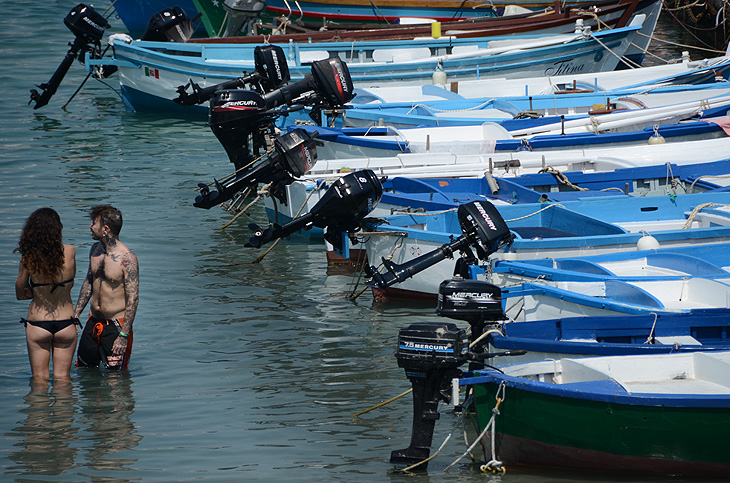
682, 202, 730, 229
444, 381, 507, 473
589, 33, 641, 69
689, 174, 730, 193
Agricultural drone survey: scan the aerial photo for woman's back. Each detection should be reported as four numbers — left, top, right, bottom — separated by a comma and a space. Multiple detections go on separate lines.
24, 244, 76, 320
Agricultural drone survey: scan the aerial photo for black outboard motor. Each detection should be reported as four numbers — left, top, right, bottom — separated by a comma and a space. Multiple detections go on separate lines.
366, 200, 514, 289
246, 169, 383, 248
194, 128, 317, 209
29, 3, 110, 109
222, 0, 265, 37
391, 322, 468, 467
207, 55, 353, 171
437, 278, 505, 370
141, 7, 198, 42
392, 282, 519, 469
175, 45, 290, 106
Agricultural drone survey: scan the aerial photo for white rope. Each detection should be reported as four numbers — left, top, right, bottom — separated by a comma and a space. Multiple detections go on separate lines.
444, 381, 506, 473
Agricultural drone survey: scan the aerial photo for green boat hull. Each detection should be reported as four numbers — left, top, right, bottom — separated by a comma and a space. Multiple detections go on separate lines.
473, 381, 730, 475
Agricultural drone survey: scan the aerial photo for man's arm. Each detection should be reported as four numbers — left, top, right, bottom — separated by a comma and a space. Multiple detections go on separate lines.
113, 250, 139, 354
74, 265, 93, 318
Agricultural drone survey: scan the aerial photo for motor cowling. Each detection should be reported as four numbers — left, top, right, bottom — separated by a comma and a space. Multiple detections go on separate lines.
254, 44, 290, 92
436, 278, 504, 323
310, 56, 354, 107
457, 201, 513, 260
208, 89, 270, 169
64, 3, 109, 42
396, 322, 468, 373
142, 7, 195, 42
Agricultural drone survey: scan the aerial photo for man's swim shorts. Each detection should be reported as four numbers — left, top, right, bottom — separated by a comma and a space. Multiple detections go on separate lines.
76, 315, 133, 371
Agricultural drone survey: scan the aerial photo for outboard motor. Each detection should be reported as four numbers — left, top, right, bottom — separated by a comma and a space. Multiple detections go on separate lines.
194, 128, 317, 209
174, 45, 290, 106
207, 55, 353, 171
437, 278, 505, 369
29, 3, 110, 109
223, 0, 265, 37
141, 7, 198, 42
245, 169, 383, 249
392, 281, 519, 469
391, 322, 468, 467
366, 200, 514, 289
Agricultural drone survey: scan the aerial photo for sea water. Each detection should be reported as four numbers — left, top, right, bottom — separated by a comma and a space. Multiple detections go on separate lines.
0, 3, 721, 482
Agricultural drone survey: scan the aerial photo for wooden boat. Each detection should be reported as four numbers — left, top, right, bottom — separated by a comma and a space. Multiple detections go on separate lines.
109, 0, 208, 37
262, 0, 651, 27
259, 137, 730, 244
457, 352, 730, 475
93, 22, 641, 112
664, 0, 730, 52
488, 311, 730, 358
330, 82, 730, 130
212, 0, 660, 63
360, 191, 730, 299
290, 98, 730, 158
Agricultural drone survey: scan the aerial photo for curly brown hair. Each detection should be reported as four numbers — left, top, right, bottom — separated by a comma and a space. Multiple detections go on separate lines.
15, 207, 65, 281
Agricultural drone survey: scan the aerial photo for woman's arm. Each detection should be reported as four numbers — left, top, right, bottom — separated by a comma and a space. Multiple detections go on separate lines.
15, 261, 32, 300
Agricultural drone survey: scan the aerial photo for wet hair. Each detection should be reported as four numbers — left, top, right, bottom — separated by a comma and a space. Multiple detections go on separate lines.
90, 205, 123, 237
15, 207, 65, 281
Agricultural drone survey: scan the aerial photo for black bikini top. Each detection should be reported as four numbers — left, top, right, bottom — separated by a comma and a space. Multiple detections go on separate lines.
29, 277, 74, 293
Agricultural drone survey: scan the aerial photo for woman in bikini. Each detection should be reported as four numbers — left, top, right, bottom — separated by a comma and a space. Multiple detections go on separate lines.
15, 208, 78, 381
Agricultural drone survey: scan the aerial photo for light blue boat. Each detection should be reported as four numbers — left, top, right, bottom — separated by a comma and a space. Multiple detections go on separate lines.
90, 23, 641, 112
336, 74, 730, 129
361, 191, 730, 299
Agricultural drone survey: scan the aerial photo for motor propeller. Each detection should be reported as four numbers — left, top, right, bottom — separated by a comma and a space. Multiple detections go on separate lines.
194, 128, 318, 209
29, 3, 110, 109
174, 45, 290, 106
245, 169, 383, 249
365, 200, 515, 288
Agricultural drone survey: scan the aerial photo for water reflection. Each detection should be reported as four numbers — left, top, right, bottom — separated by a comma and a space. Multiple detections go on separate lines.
76, 371, 142, 475
8, 379, 79, 477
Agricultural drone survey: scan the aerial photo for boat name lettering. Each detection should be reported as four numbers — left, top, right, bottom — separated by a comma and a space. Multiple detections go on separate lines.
543, 60, 586, 77
475, 203, 498, 231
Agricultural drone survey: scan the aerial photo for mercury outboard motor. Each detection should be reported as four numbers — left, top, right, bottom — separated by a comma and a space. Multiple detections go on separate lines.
245, 169, 383, 248
194, 128, 317, 209
391, 322, 468, 467
392, 281, 520, 469
208, 55, 353, 171
141, 7, 199, 42
437, 278, 505, 370
29, 3, 110, 109
223, 0, 265, 37
174, 45, 290, 106
366, 200, 514, 289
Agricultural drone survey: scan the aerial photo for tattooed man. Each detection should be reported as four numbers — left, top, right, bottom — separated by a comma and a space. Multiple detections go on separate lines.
75, 205, 139, 371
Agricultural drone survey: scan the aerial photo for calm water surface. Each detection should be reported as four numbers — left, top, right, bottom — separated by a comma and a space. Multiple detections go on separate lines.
0, 3, 723, 481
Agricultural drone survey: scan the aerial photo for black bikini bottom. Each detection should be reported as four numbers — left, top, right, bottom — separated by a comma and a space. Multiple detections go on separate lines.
20, 317, 80, 335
